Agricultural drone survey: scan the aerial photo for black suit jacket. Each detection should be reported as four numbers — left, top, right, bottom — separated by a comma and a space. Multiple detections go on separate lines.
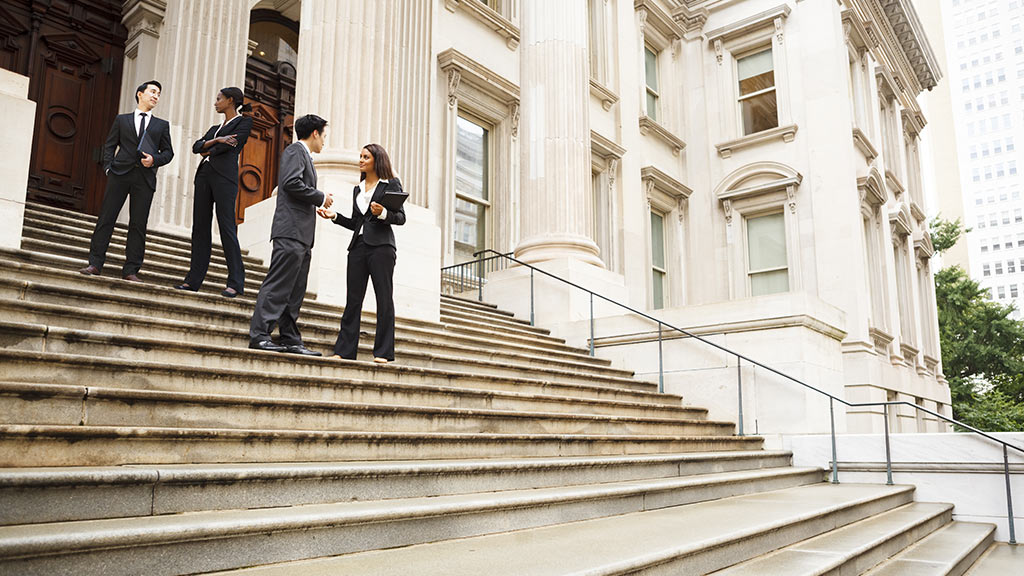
102, 112, 174, 190
191, 116, 253, 184
271, 142, 326, 248
333, 178, 407, 250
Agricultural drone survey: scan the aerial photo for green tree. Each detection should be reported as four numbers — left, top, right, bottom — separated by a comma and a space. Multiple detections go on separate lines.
931, 217, 1024, 431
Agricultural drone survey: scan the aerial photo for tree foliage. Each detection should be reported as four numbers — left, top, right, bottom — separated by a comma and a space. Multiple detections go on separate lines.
931, 217, 1024, 431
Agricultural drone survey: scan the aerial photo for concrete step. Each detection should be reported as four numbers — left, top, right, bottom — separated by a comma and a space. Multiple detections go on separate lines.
196, 483, 916, 576
0, 349, 677, 414
22, 202, 252, 258
0, 451, 794, 525
708, 501, 954, 575
963, 543, 1024, 575
0, 423, 765, 467
0, 466, 824, 576
20, 236, 268, 293
21, 215, 265, 267
438, 307, 553, 339
1, 321, 657, 397
862, 522, 995, 576
441, 301, 529, 327
0, 296, 635, 382
0, 381, 732, 438
0, 252, 585, 353
441, 293, 510, 315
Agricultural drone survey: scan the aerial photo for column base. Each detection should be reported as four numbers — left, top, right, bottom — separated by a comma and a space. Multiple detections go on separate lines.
514, 234, 605, 268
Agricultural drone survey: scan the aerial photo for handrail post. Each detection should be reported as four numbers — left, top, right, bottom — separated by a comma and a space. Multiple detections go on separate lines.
657, 322, 664, 394
1005, 444, 1017, 545
529, 268, 535, 327
589, 292, 595, 357
883, 404, 893, 486
477, 258, 483, 301
830, 397, 839, 484
736, 356, 744, 437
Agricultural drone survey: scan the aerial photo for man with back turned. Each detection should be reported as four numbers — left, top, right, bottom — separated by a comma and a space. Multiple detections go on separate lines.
248, 114, 334, 355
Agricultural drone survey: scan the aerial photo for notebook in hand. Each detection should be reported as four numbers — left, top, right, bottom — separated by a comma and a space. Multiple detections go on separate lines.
137, 130, 158, 158
379, 190, 409, 212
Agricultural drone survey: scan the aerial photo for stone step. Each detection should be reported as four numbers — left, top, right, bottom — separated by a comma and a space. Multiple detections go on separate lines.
20, 236, 268, 293
21, 215, 265, 266
861, 522, 995, 576
708, 501, 954, 575
0, 381, 732, 438
963, 543, 1024, 576
0, 424, 766, 467
0, 466, 824, 576
196, 483, 916, 576
0, 349, 676, 412
21, 225, 270, 281
441, 301, 528, 326
0, 451, 794, 525
1, 321, 655, 395
441, 293, 510, 315
0, 252, 584, 353
22, 202, 250, 257
438, 307, 553, 339
0, 296, 635, 383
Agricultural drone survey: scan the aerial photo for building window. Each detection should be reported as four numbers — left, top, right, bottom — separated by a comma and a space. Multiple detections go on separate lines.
984, 263, 992, 276
588, 0, 609, 84
999, 286, 1007, 299
1013, 285, 1019, 298
651, 211, 666, 309
737, 47, 778, 135
997, 262, 1004, 275
1010, 260, 1017, 273
644, 46, 660, 122
746, 212, 789, 296
454, 115, 490, 263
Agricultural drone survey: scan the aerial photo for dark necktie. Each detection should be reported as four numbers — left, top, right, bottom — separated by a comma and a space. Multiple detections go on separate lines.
138, 113, 147, 139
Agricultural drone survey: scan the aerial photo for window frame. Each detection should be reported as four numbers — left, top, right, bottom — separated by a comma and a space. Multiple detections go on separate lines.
452, 111, 494, 263
743, 209, 790, 296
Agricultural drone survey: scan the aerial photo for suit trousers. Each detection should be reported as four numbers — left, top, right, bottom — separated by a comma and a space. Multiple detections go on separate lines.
334, 236, 397, 360
184, 164, 246, 292
249, 237, 311, 346
88, 168, 154, 276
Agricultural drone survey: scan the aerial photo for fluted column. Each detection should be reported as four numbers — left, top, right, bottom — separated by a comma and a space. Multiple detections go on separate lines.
515, 0, 602, 267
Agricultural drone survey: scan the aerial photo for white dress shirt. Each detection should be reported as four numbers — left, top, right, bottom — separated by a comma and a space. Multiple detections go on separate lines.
297, 140, 327, 208
357, 178, 388, 220
133, 108, 150, 136
200, 115, 241, 164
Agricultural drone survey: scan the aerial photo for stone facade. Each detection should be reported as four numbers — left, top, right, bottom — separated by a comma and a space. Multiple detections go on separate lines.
0, 0, 952, 436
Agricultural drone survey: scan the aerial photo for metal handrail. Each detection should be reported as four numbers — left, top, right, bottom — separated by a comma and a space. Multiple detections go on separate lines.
449, 248, 1023, 544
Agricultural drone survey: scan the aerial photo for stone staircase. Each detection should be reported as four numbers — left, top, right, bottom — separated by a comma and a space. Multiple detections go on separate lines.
0, 202, 1010, 575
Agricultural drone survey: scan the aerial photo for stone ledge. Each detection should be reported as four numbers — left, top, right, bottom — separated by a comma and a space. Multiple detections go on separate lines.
639, 115, 686, 155
444, 0, 520, 50
716, 124, 798, 158
590, 79, 619, 111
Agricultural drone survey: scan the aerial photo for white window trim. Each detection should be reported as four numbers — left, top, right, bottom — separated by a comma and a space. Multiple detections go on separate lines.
715, 161, 803, 299
591, 130, 625, 272
636, 0, 685, 142
642, 165, 692, 309
709, 4, 794, 150
439, 49, 520, 266
444, 0, 519, 50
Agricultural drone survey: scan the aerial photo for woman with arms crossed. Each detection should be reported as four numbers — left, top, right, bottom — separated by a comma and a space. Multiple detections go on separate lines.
317, 144, 406, 363
176, 86, 253, 297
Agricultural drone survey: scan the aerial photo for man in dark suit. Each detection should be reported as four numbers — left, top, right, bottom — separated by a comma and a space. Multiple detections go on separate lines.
79, 80, 174, 282
248, 114, 334, 355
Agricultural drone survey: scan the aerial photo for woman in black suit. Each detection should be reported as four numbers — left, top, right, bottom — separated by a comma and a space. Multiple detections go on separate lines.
317, 144, 406, 363
176, 86, 253, 297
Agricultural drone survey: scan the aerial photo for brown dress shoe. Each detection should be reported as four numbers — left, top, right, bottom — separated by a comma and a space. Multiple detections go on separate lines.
122, 274, 142, 283
79, 265, 100, 276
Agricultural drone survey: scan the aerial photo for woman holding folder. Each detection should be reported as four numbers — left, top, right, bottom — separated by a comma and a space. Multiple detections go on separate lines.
176, 86, 252, 297
317, 144, 407, 363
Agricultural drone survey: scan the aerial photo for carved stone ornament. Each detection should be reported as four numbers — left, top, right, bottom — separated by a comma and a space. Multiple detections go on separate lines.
608, 158, 619, 187
715, 39, 723, 65
447, 69, 461, 108
774, 17, 784, 44
510, 103, 520, 139
787, 184, 797, 213
723, 198, 733, 224
638, 8, 648, 35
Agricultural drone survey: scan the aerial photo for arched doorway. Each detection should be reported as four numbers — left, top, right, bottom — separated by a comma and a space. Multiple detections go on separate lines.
237, 6, 299, 224
0, 0, 127, 215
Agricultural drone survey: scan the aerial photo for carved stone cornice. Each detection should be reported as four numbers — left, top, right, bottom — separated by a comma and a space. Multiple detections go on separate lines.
438, 48, 519, 106
639, 115, 686, 156
671, 4, 709, 36
876, 0, 941, 91
635, 0, 685, 43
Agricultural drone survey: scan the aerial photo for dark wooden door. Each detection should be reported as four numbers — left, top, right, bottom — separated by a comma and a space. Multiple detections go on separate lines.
0, 1, 126, 215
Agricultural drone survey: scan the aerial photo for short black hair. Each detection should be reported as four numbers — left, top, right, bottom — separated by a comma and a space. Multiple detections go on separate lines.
294, 114, 328, 140
135, 80, 162, 103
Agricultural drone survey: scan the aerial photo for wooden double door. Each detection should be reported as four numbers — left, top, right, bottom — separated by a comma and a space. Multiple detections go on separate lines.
0, 0, 127, 215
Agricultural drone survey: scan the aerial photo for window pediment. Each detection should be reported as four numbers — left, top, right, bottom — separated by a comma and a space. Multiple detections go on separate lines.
706, 4, 790, 46
438, 48, 519, 107
642, 165, 691, 213
889, 204, 913, 237
635, 0, 684, 46
858, 167, 887, 207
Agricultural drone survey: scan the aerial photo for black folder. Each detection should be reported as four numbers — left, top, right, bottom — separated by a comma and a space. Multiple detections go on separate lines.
137, 130, 158, 158
379, 189, 409, 212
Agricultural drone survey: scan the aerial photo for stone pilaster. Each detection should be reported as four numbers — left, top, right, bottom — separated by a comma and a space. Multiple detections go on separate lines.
514, 0, 602, 267
120, 0, 166, 113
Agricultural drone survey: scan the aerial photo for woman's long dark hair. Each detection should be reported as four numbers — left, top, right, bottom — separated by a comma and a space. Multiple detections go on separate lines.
219, 86, 252, 113
360, 143, 395, 181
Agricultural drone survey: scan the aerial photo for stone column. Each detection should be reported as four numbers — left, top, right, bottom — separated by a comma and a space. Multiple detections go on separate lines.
0, 70, 36, 249
515, 0, 602, 267
120, 0, 166, 113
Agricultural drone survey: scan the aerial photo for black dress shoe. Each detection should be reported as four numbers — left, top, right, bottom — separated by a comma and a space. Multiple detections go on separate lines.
175, 283, 198, 291
282, 344, 322, 357
221, 287, 240, 298
79, 265, 100, 276
249, 339, 287, 352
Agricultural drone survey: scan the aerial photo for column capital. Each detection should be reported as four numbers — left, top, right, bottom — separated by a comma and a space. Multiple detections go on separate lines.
122, 0, 166, 43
